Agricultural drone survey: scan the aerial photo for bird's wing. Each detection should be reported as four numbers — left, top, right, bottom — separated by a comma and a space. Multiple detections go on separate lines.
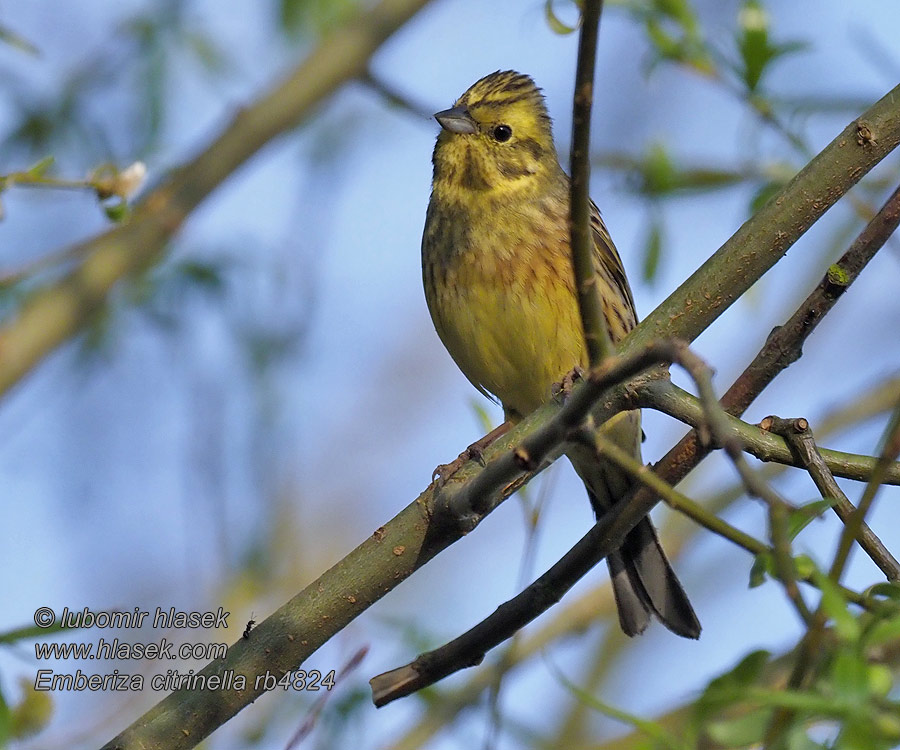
589, 199, 637, 322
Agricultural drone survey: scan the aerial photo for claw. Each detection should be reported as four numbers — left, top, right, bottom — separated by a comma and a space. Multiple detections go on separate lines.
551, 365, 585, 403
430, 421, 513, 487
432, 455, 466, 487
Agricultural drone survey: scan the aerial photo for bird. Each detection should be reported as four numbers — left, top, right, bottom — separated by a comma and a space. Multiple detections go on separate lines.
421, 70, 700, 638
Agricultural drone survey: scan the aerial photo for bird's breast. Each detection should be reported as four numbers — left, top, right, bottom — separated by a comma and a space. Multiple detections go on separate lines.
422, 197, 585, 417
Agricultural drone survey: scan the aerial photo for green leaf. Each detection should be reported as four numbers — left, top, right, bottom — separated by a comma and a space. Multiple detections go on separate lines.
545, 0, 580, 35
0, 681, 9, 748
814, 570, 860, 643
641, 217, 663, 282
736, 1, 808, 93
793, 554, 816, 580
737, 1, 772, 92
743, 686, 841, 713
666, 167, 747, 193
104, 201, 130, 223
863, 614, 900, 648
280, 0, 358, 37
787, 498, 837, 539
785, 726, 827, 750
645, 18, 682, 64
699, 650, 771, 715
281, 0, 305, 32
732, 650, 771, 684
872, 711, 900, 743
830, 648, 869, 706
867, 582, 900, 601
637, 1, 715, 76
865, 664, 893, 698
0, 621, 68, 645
837, 715, 880, 750
8, 678, 53, 741
175, 261, 226, 293
26, 156, 55, 178
706, 708, 772, 746
0, 23, 40, 56
642, 142, 677, 195
184, 31, 227, 74
750, 551, 773, 587
655, 0, 699, 31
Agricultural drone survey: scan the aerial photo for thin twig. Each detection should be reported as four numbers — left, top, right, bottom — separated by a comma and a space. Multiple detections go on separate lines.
638, 379, 900, 486
703, 380, 900, 527
638, 347, 814, 625
591, 433, 871, 612
762, 415, 900, 581
829, 394, 900, 583
763, 399, 900, 748
569, 0, 613, 366
592, 435, 765, 556
358, 68, 434, 121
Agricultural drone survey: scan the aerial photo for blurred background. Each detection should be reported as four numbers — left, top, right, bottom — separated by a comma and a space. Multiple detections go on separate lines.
1, 0, 899, 748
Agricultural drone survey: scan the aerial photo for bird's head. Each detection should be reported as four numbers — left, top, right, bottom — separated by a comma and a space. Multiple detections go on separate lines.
431, 71, 562, 203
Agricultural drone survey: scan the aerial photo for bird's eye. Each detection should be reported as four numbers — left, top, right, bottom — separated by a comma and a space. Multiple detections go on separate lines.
491, 124, 513, 142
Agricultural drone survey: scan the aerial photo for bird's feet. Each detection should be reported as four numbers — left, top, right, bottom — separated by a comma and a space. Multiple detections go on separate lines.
551, 365, 585, 404
432, 421, 513, 486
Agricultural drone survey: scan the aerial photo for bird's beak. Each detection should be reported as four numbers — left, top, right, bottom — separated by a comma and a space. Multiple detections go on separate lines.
434, 106, 478, 135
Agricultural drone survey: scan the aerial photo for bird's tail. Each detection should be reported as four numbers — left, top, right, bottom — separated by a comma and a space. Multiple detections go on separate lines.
604, 511, 700, 638
569, 411, 701, 639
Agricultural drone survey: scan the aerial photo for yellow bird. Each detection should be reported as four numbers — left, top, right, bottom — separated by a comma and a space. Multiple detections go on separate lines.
422, 71, 700, 638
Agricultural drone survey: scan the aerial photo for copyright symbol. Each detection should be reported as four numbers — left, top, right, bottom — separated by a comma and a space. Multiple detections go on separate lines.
34, 607, 55, 628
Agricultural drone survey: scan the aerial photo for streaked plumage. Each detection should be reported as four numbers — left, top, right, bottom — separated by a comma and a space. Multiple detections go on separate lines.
422, 71, 699, 638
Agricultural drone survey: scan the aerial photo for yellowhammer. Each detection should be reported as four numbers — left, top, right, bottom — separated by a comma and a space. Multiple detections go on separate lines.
422, 70, 700, 638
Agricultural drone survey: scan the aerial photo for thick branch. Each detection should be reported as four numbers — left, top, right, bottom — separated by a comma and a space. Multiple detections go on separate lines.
638, 177, 900, 512
626, 84, 900, 352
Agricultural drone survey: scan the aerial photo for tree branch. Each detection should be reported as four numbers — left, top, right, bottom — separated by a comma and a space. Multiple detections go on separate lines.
638, 380, 900, 485
762, 415, 900, 581
829, 394, 900, 583
569, 0, 614, 365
